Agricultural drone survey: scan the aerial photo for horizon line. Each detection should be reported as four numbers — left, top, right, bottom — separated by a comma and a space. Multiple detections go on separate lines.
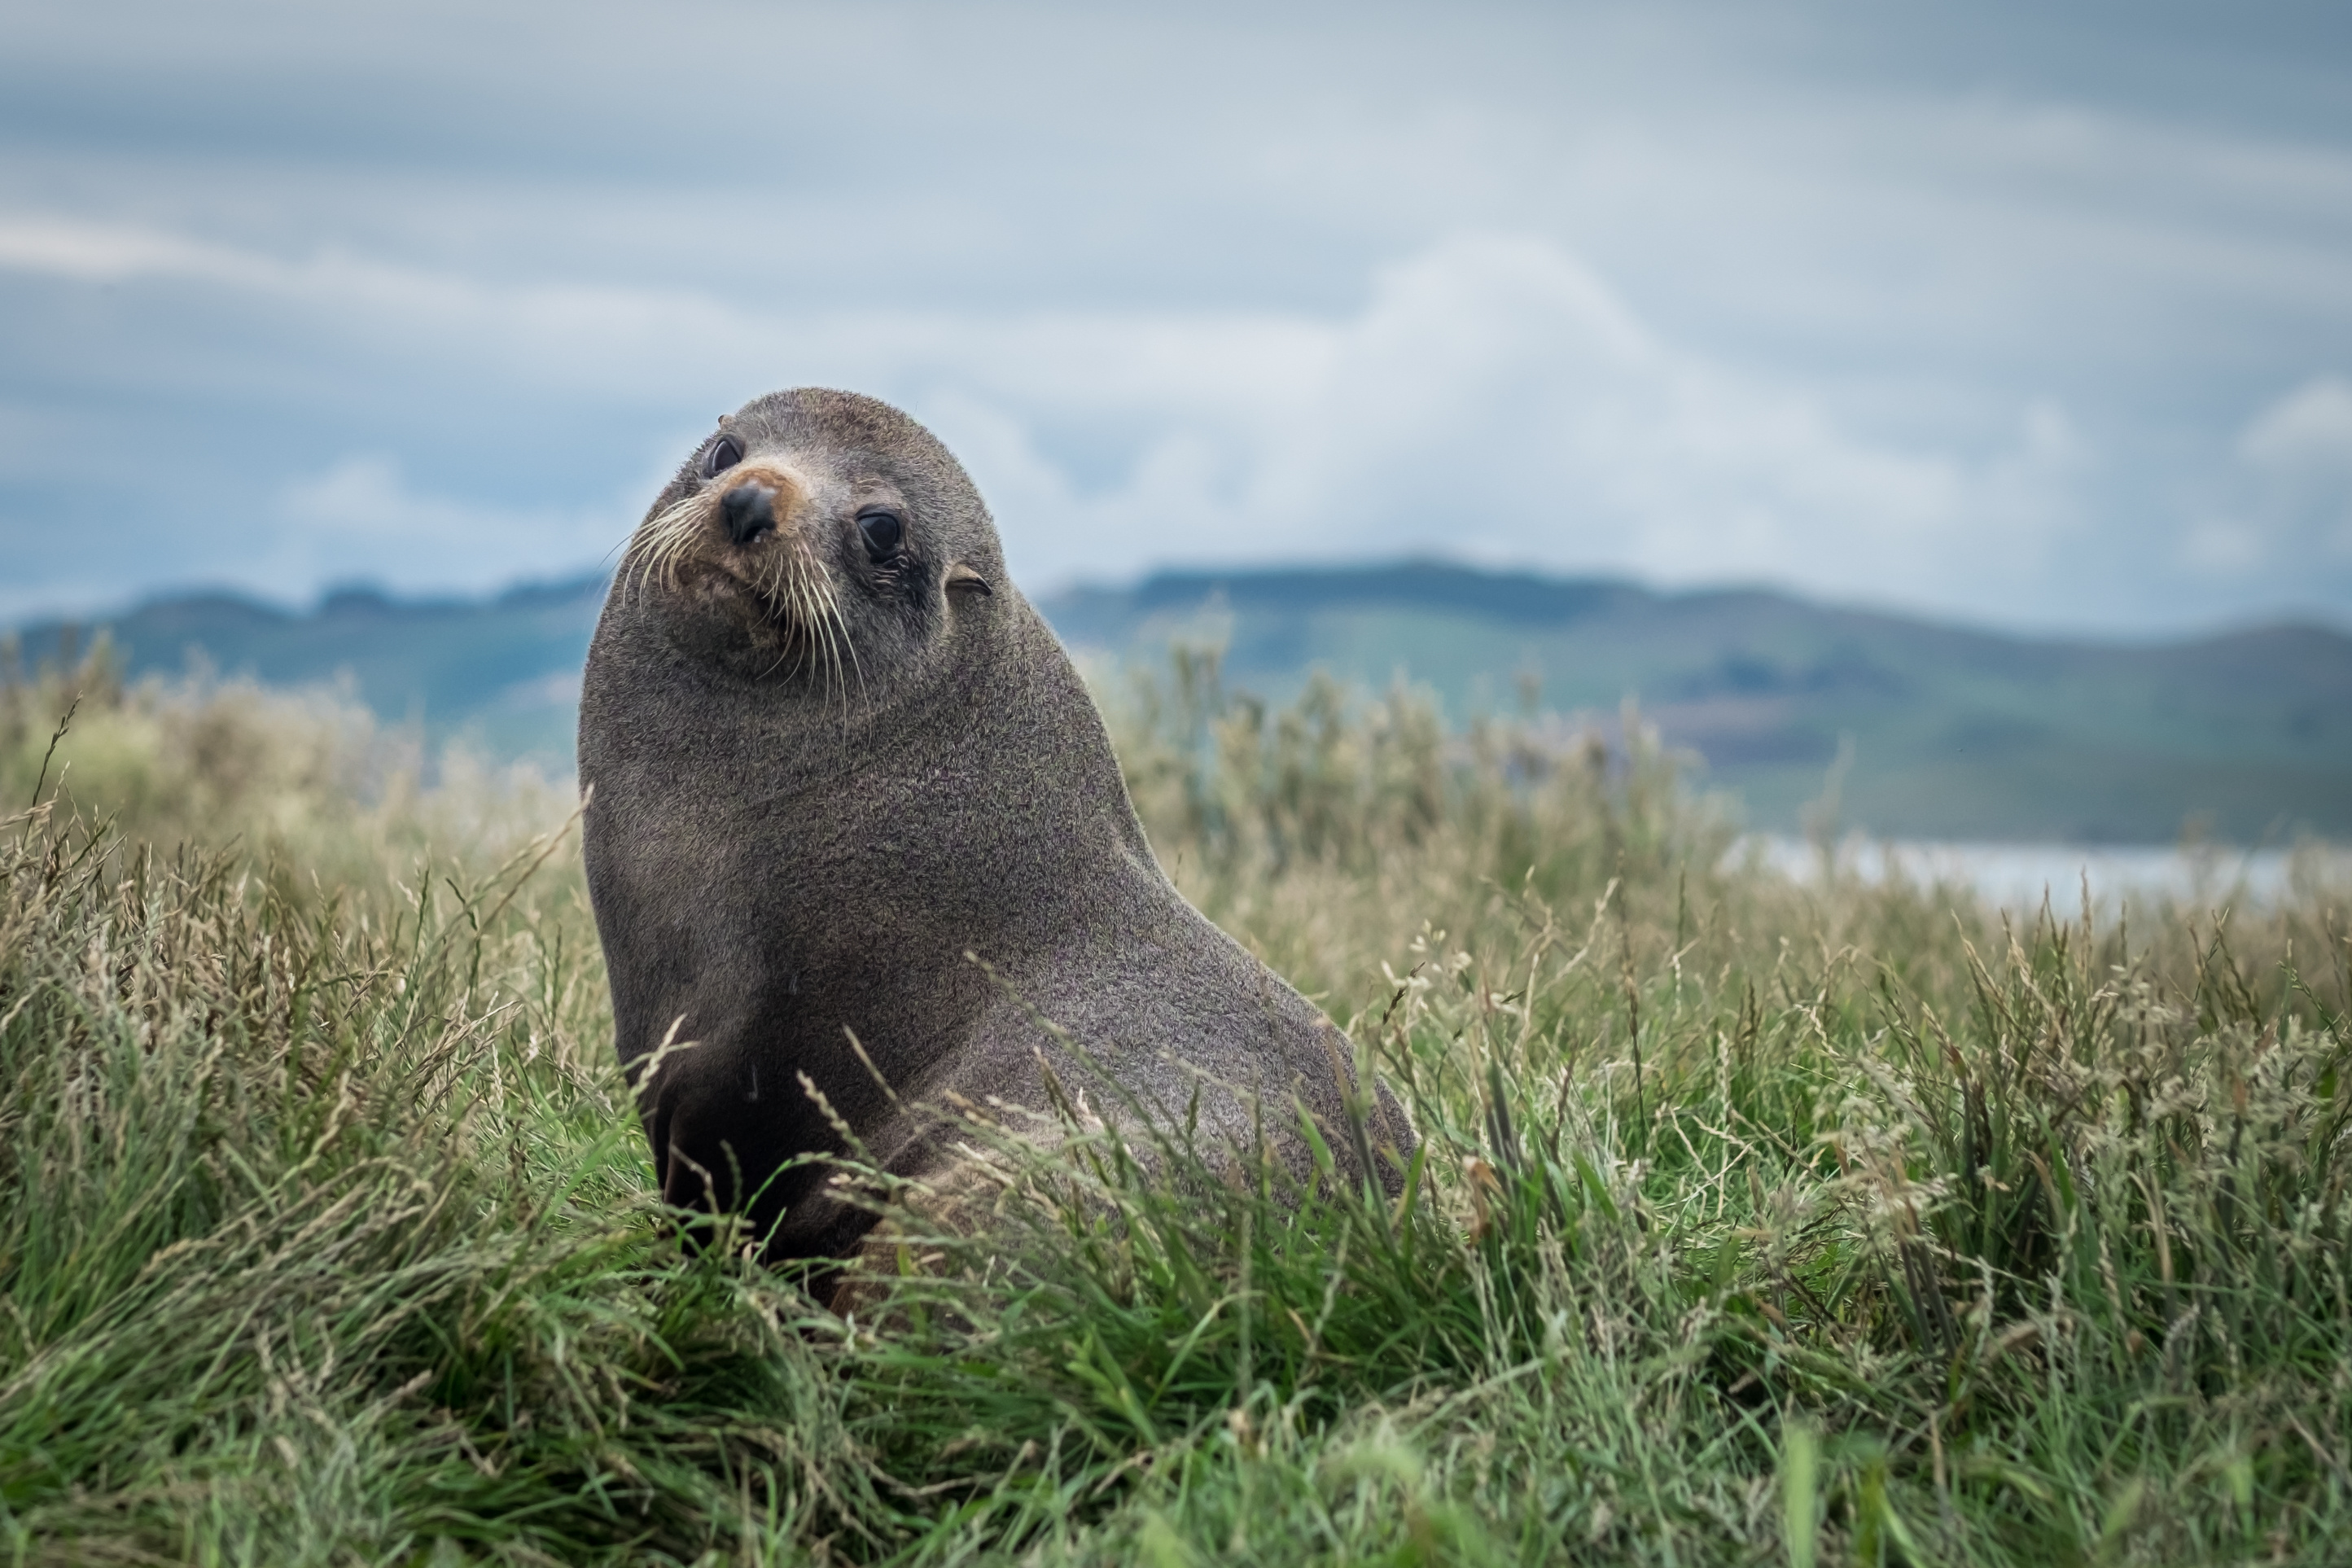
7, 554, 2349, 649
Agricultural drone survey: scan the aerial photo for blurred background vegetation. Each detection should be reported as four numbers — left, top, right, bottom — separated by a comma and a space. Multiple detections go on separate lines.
12, 559, 2352, 843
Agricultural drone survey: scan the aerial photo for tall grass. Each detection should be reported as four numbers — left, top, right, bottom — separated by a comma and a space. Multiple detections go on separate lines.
1, 644, 2345, 1565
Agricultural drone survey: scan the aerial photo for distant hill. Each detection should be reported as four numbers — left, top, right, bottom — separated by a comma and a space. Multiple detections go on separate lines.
9, 562, 2350, 842
1051, 563, 2352, 843
7, 578, 608, 768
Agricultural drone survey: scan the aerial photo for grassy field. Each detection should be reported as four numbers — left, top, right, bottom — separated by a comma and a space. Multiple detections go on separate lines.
2, 648, 2348, 1566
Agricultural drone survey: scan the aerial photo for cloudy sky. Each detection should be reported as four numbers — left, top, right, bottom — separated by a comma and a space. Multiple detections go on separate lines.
2, 0, 2349, 634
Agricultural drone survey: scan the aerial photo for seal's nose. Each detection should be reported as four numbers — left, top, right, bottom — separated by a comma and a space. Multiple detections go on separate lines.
721, 483, 776, 545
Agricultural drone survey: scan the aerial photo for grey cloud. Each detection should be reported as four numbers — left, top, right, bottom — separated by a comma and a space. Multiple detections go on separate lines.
2204, 376, 2352, 577
2242, 378, 2352, 481
1, 0, 2349, 632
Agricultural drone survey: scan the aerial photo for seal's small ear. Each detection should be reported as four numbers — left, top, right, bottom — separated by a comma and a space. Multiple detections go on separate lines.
945, 563, 993, 595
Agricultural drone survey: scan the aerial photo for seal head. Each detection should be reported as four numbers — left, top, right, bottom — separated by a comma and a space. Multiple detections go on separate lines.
615, 392, 996, 695
580, 388, 1409, 1267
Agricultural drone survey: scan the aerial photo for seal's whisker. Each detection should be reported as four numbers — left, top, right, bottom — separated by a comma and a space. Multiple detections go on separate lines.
791, 576, 821, 692
785, 559, 826, 691
804, 569, 848, 715
620, 493, 707, 609
753, 635, 800, 684
818, 576, 860, 719
832, 589, 866, 715
791, 563, 857, 717
753, 540, 829, 694
772, 545, 831, 706
802, 574, 836, 701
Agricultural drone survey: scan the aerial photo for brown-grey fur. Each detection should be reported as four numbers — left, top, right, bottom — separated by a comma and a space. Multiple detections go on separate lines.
580, 388, 1411, 1266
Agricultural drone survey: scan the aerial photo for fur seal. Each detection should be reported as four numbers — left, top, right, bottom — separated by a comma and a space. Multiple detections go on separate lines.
579, 388, 1410, 1268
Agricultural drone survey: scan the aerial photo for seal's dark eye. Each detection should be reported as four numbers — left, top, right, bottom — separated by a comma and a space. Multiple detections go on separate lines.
703, 435, 744, 477
858, 510, 904, 561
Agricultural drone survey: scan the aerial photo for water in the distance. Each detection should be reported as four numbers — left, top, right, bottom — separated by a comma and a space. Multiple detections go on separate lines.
1740, 837, 2349, 913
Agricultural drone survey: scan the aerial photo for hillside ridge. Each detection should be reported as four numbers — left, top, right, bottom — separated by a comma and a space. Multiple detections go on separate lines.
7, 563, 2347, 841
